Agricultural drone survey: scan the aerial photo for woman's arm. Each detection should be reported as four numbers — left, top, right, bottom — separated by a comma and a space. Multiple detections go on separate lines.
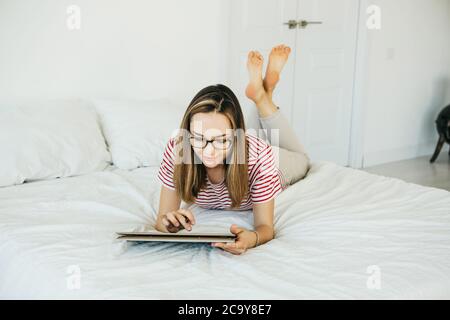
154, 185, 181, 232
252, 199, 275, 246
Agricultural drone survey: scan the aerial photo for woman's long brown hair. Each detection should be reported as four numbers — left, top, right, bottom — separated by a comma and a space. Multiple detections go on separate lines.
172, 84, 249, 209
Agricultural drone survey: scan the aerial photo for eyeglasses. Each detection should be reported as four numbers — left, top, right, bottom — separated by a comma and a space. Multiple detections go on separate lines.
189, 133, 233, 150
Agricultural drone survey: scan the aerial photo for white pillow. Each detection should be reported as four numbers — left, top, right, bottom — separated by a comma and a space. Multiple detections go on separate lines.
0, 100, 111, 187
93, 98, 185, 169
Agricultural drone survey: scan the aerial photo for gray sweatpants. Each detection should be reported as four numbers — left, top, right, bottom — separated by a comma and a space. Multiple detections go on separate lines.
257, 106, 311, 188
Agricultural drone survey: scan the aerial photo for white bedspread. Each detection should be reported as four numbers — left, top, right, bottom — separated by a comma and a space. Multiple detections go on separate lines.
0, 161, 449, 299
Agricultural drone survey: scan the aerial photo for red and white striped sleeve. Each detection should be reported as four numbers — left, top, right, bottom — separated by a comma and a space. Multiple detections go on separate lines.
157, 137, 176, 190
251, 144, 283, 204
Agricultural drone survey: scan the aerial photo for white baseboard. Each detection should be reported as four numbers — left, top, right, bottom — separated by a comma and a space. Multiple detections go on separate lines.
363, 140, 438, 168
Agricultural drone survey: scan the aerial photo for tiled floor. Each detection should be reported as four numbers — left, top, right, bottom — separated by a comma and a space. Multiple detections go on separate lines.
362, 152, 450, 192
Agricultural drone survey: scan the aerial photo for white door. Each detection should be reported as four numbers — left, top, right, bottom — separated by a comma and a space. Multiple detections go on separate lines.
228, 0, 360, 166
292, 0, 359, 165
228, 0, 298, 133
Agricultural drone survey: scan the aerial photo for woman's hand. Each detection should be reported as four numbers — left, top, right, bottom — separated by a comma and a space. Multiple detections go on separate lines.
211, 224, 257, 255
156, 209, 196, 233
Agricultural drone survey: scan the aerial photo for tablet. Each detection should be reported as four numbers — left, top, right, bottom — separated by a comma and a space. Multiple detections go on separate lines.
116, 230, 236, 243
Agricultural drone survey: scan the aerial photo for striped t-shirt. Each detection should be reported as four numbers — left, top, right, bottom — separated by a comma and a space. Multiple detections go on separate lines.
157, 133, 285, 211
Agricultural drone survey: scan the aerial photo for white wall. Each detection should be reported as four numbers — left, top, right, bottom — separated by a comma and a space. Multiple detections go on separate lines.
448, 0, 450, 104
0, 0, 229, 106
361, 0, 450, 167
2, 0, 449, 168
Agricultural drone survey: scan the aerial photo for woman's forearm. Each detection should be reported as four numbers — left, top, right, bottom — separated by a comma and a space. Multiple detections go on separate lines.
253, 224, 274, 247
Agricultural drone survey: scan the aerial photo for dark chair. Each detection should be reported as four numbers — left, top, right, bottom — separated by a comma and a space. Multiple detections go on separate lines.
430, 104, 450, 163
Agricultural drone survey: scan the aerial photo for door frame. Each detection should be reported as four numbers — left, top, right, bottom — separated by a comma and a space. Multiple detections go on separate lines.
348, 0, 370, 168
224, 0, 370, 169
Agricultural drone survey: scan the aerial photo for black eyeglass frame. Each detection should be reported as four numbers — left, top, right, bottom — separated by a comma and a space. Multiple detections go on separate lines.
188, 132, 234, 150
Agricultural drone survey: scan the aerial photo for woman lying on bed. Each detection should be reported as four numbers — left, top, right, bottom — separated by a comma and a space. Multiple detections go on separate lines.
154, 44, 310, 254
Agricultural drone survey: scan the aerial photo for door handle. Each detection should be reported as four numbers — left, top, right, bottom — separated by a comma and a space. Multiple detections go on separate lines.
283, 20, 298, 29
299, 20, 323, 28
284, 20, 323, 29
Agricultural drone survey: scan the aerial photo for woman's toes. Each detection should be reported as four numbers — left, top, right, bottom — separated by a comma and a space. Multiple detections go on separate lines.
248, 51, 263, 68
282, 46, 291, 57
263, 44, 291, 93
253, 51, 263, 64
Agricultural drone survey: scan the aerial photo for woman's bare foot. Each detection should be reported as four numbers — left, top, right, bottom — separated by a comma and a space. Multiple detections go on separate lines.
245, 50, 278, 118
245, 51, 267, 105
263, 45, 291, 98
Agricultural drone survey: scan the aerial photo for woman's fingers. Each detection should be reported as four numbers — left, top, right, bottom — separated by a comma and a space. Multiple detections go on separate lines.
165, 212, 180, 227
212, 242, 236, 248
175, 212, 192, 231
161, 216, 170, 227
212, 242, 239, 251
178, 209, 196, 225
227, 242, 237, 249
216, 245, 245, 255
228, 245, 246, 254
234, 240, 246, 250
160, 209, 196, 233
211, 241, 247, 255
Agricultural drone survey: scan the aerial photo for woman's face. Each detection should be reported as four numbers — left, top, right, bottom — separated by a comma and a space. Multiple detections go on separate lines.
190, 112, 233, 168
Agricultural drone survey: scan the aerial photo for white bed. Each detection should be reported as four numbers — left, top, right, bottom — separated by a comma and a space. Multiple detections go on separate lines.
1, 161, 449, 299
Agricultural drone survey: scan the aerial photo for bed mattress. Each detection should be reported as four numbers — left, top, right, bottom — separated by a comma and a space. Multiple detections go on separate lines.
0, 161, 449, 299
